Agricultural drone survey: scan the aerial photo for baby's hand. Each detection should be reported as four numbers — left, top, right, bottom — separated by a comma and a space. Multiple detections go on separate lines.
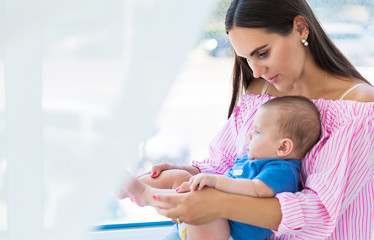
189, 173, 216, 191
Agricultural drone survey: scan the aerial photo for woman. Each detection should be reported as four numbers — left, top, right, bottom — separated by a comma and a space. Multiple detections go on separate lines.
151, 0, 374, 239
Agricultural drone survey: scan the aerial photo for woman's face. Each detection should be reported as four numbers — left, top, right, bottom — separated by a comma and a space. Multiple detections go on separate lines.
228, 26, 307, 92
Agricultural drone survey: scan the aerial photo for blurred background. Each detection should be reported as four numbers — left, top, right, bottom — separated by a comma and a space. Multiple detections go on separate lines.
95, 0, 374, 226
0, 0, 373, 239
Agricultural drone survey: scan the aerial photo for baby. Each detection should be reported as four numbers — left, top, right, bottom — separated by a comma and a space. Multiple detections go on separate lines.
118, 95, 321, 240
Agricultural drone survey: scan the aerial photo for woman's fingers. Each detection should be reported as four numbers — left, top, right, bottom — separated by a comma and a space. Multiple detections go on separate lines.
176, 182, 191, 193
136, 171, 151, 178
188, 176, 197, 191
156, 206, 180, 219
154, 192, 184, 205
136, 163, 173, 178
151, 163, 172, 178
155, 188, 224, 225
155, 194, 186, 219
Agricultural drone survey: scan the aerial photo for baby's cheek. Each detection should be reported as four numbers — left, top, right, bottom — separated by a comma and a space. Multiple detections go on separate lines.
247, 150, 253, 159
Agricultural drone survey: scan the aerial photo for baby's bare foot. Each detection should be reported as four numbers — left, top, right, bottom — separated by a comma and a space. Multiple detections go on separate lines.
117, 188, 130, 199
118, 175, 174, 208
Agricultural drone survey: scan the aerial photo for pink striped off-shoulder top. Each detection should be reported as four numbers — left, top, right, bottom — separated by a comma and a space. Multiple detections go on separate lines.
192, 94, 374, 239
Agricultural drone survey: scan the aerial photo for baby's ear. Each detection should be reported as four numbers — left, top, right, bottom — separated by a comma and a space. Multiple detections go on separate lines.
277, 138, 294, 157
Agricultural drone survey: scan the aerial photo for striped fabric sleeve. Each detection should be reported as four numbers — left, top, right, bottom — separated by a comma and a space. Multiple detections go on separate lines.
273, 113, 374, 238
192, 106, 242, 174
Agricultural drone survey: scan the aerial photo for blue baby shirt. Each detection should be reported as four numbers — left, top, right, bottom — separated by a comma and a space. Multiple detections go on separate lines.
225, 155, 300, 240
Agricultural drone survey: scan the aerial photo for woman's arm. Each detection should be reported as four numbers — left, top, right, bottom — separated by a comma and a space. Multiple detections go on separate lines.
155, 187, 282, 230
222, 191, 282, 229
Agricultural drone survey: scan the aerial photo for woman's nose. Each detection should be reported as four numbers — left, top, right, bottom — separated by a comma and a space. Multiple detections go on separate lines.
249, 61, 266, 78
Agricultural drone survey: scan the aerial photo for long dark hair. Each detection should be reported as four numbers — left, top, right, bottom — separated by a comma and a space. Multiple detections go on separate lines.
225, 0, 369, 117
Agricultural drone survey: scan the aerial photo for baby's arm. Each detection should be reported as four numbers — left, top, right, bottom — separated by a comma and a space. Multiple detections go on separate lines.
189, 173, 274, 198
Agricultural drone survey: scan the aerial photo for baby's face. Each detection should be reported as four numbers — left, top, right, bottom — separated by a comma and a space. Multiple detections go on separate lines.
247, 107, 282, 160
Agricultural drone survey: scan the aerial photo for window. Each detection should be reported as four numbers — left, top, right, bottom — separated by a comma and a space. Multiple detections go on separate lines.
95, 0, 374, 236
1, 1, 373, 240
96, 0, 233, 226
99, 0, 374, 229
0, 42, 5, 236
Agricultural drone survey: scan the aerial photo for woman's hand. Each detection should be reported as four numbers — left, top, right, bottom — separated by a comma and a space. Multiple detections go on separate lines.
137, 163, 174, 178
149, 163, 174, 178
138, 164, 201, 178
155, 187, 283, 230
155, 187, 224, 225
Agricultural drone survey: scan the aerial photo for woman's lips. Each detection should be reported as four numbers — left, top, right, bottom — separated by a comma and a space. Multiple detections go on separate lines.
267, 75, 279, 84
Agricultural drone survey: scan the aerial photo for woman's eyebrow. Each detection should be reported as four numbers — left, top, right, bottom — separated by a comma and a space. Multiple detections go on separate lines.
250, 44, 268, 56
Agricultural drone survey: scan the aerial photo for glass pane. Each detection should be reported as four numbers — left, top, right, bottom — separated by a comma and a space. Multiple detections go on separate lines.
0, 59, 7, 235
0, 0, 7, 233
40, 0, 222, 230
38, 0, 374, 232
98, 0, 374, 226
309, 0, 374, 68
97, 0, 233, 225
42, 0, 129, 229
101, 50, 233, 225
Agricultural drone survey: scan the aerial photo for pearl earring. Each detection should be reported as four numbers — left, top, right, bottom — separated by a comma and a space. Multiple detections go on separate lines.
302, 39, 309, 46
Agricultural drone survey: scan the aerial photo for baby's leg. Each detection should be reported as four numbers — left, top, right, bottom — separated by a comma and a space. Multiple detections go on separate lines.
187, 218, 231, 240
139, 169, 192, 189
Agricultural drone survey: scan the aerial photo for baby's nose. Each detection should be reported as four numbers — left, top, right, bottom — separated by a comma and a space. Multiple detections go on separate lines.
248, 131, 253, 140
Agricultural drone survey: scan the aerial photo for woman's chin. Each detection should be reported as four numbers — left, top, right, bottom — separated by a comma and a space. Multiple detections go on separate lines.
273, 84, 294, 94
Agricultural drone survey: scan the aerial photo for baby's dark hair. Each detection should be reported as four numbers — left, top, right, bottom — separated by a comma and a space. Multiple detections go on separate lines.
261, 96, 321, 158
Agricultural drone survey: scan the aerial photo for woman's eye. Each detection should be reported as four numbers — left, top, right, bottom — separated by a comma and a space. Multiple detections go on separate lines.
255, 130, 260, 135
258, 50, 269, 58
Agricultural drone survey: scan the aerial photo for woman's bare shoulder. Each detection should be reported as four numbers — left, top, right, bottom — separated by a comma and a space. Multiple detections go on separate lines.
345, 83, 374, 102
246, 78, 268, 95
